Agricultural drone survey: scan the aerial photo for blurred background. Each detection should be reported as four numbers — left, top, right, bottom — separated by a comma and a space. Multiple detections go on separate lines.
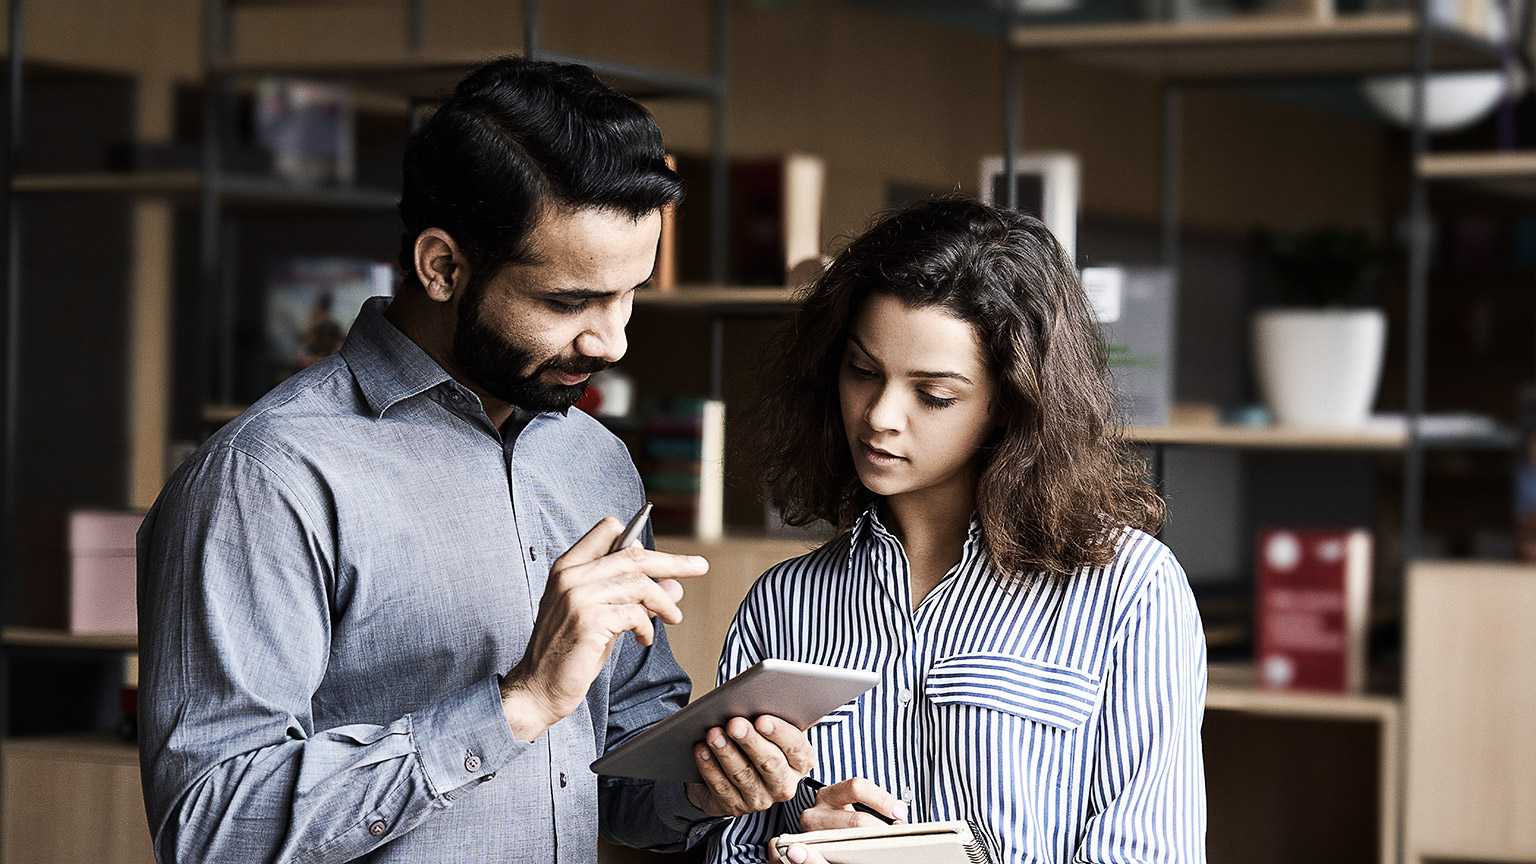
0, 1, 1533, 862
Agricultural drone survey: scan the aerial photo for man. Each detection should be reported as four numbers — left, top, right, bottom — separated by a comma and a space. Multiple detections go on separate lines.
137, 57, 811, 863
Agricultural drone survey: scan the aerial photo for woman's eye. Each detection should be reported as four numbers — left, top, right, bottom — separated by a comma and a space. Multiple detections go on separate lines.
843, 361, 876, 379
918, 392, 957, 409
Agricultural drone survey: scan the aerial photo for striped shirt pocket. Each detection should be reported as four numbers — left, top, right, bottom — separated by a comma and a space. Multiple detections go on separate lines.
926, 653, 1102, 730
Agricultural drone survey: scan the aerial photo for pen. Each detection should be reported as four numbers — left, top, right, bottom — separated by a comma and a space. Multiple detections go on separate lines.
608, 502, 653, 554
800, 777, 898, 825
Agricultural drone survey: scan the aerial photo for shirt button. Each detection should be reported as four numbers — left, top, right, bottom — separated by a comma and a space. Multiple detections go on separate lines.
465, 753, 482, 772
902, 786, 914, 802
899, 687, 913, 705
529, 546, 537, 561
368, 820, 387, 836
559, 772, 568, 788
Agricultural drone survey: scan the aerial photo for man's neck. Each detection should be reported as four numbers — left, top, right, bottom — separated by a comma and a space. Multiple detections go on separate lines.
383, 293, 517, 427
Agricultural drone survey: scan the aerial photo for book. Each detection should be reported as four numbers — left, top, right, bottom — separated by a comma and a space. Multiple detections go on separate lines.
637, 398, 724, 539
22, 509, 144, 635
255, 76, 356, 185
1254, 528, 1373, 693
978, 152, 1080, 260
1083, 266, 1175, 427
772, 820, 993, 864
266, 257, 395, 387
672, 153, 826, 285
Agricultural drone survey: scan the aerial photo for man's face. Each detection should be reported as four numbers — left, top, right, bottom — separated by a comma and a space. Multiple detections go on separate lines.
451, 206, 661, 413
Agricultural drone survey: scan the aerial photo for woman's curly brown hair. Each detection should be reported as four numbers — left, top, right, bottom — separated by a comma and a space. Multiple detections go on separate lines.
738, 196, 1164, 582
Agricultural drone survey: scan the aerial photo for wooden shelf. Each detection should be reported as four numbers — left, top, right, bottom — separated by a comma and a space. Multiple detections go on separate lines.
1207, 663, 1400, 722
634, 285, 801, 313
1010, 13, 1499, 81
1128, 421, 1517, 451
1, 627, 136, 652
1420, 150, 1536, 198
1128, 423, 1407, 450
211, 54, 720, 102
1, 731, 138, 764
12, 172, 399, 210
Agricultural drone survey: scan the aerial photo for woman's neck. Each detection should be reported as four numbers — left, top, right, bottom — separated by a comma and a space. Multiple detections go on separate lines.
882, 481, 975, 609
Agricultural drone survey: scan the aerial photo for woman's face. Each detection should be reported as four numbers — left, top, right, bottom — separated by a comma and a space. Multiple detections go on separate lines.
838, 292, 998, 507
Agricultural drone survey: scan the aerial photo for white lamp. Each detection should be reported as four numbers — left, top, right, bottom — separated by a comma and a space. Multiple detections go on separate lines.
1360, 71, 1511, 133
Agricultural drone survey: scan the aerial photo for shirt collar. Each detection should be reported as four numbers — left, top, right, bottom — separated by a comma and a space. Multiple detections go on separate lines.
340, 296, 454, 418
848, 500, 987, 560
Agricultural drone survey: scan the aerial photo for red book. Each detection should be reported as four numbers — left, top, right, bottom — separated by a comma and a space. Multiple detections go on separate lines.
1254, 528, 1373, 693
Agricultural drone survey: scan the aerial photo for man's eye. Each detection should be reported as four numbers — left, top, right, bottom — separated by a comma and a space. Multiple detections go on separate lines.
549, 300, 588, 314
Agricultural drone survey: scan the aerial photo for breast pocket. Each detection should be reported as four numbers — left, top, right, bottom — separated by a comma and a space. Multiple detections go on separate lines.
926, 652, 1102, 731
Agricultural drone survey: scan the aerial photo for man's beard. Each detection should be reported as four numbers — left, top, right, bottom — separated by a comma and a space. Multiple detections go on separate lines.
452, 281, 611, 413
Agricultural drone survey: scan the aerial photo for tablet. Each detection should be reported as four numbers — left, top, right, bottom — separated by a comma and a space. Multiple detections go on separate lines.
591, 659, 879, 784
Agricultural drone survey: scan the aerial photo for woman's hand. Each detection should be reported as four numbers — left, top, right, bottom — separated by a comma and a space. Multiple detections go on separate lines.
800, 777, 908, 830
767, 777, 908, 861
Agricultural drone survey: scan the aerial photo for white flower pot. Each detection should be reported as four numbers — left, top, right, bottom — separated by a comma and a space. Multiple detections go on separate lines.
1251, 308, 1387, 428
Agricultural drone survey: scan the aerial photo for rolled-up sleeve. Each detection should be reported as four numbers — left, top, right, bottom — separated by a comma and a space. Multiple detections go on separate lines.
137, 445, 530, 864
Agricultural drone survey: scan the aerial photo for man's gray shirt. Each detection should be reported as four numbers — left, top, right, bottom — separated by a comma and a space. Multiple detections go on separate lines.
137, 297, 715, 863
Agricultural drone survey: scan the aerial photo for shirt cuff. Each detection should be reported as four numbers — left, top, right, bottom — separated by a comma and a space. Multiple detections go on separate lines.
652, 780, 732, 848
408, 673, 530, 801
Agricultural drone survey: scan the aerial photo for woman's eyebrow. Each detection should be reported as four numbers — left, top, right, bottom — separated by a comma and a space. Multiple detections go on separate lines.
849, 334, 973, 385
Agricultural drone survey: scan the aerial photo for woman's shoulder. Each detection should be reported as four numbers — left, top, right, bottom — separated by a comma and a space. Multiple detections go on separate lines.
1068, 526, 1188, 613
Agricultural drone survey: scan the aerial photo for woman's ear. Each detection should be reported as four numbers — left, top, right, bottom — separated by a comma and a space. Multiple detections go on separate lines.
413, 228, 469, 303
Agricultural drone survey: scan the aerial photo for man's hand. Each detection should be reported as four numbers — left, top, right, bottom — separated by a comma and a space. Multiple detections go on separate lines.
499, 516, 709, 741
684, 715, 815, 817
767, 778, 907, 863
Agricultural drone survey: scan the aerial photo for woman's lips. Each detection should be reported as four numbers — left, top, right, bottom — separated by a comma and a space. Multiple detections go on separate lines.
859, 440, 905, 467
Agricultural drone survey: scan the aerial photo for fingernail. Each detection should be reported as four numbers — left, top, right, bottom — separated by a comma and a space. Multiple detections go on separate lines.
757, 716, 774, 734
710, 731, 727, 748
698, 749, 711, 763
895, 802, 909, 820
729, 723, 747, 740
689, 555, 708, 567
787, 845, 809, 864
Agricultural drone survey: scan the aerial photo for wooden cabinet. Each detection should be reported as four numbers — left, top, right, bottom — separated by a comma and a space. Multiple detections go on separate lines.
1, 734, 154, 864
1405, 562, 1536, 864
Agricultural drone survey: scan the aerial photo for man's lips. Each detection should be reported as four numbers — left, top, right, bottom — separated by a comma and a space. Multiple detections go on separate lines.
550, 370, 592, 387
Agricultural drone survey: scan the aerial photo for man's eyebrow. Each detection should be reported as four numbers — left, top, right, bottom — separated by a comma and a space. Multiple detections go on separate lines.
849, 333, 973, 385
542, 280, 649, 301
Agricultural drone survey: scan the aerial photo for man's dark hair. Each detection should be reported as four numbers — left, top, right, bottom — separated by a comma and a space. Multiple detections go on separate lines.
397, 56, 684, 286
740, 196, 1164, 583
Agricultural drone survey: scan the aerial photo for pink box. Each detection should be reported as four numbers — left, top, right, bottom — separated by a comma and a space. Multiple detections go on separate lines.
25, 510, 144, 635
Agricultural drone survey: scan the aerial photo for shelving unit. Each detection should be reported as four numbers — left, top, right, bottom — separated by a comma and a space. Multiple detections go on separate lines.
1007, 5, 1512, 863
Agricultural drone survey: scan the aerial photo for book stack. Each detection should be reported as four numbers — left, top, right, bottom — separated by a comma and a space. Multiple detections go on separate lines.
671, 153, 825, 286
1254, 527, 1373, 693
638, 398, 725, 539
23, 510, 145, 635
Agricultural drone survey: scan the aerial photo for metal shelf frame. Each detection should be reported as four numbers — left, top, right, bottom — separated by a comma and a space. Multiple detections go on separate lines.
198, 0, 733, 405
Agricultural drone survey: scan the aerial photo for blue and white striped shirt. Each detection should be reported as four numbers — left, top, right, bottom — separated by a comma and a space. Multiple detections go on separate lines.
708, 505, 1206, 863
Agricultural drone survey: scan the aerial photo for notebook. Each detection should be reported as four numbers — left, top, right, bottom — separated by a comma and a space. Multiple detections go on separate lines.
771, 820, 993, 864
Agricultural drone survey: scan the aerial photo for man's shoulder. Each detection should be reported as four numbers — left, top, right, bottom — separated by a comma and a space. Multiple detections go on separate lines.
213, 359, 358, 448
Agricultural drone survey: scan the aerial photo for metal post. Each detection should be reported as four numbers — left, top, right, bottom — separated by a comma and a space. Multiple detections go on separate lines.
523, 0, 541, 59
707, 0, 729, 284
1002, 10, 1022, 209
1403, 0, 1432, 566
2, 0, 24, 627
1159, 85, 1182, 278
201, 0, 230, 405
406, 0, 425, 53
708, 317, 724, 402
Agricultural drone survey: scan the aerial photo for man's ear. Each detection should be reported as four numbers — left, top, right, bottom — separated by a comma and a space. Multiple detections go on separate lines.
414, 228, 469, 303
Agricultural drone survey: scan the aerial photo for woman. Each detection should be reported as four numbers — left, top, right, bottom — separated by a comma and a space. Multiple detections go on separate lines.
703, 198, 1206, 863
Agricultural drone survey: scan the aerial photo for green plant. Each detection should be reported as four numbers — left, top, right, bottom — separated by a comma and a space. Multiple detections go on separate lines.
1256, 226, 1381, 307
